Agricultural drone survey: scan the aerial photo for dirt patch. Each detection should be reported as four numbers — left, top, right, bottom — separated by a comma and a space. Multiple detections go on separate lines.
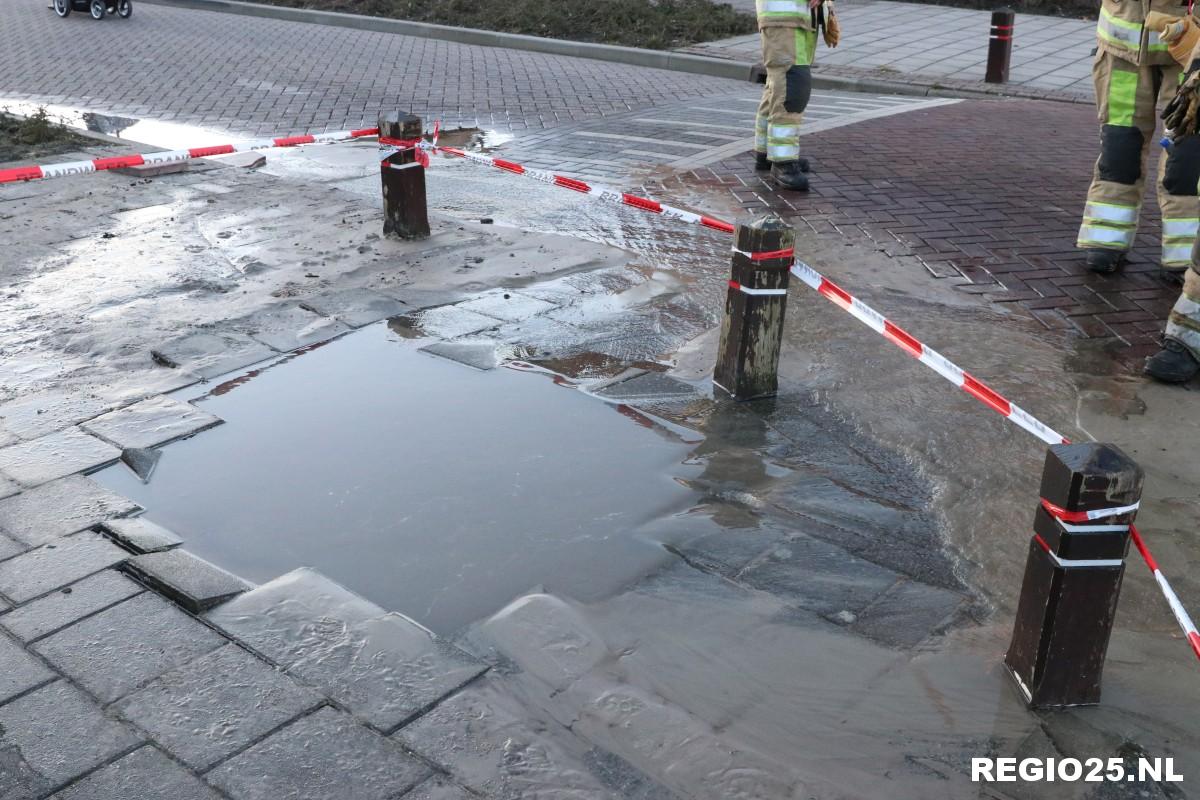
258, 0, 757, 49
0, 108, 93, 164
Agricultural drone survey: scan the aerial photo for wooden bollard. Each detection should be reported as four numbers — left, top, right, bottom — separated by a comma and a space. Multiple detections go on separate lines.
713, 216, 793, 400
1004, 443, 1143, 708
379, 111, 430, 239
985, 9, 1015, 84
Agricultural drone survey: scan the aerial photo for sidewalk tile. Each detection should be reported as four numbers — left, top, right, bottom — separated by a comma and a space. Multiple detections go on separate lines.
0, 428, 120, 488
125, 549, 251, 613
0, 475, 141, 546
0, 532, 128, 604
50, 746, 222, 800
0, 569, 142, 642
0, 633, 55, 703
81, 396, 223, 450
404, 777, 476, 800
100, 516, 184, 553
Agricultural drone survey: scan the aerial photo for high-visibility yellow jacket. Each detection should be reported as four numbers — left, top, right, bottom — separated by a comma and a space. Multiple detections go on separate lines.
1097, 0, 1196, 65
756, 0, 815, 30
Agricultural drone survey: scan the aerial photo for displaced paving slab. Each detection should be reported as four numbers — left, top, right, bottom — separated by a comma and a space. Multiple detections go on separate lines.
0, 568, 143, 642
206, 568, 486, 731
125, 549, 251, 613
0, 531, 129, 604
82, 395, 222, 450
0, 680, 141, 791
300, 288, 408, 329
232, 304, 351, 353
114, 644, 323, 771
151, 331, 277, 379
0, 475, 141, 546
50, 745, 223, 800
101, 516, 185, 553
34, 592, 226, 703
0, 632, 56, 704
0, 427, 120, 488
206, 706, 431, 800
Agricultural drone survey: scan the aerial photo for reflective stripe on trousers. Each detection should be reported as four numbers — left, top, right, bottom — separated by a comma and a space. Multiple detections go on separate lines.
755, 116, 768, 153
1077, 224, 1135, 248
1162, 217, 1199, 266
1096, 7, 1167, 54
1166, 269, 1200, 359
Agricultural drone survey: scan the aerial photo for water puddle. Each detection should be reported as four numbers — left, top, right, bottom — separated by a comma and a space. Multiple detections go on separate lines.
0, 98, 231, 150
93, 321, 702, 634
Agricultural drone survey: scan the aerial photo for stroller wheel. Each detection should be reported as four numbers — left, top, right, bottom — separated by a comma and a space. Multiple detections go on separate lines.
53, 0, 71, 17
117, 0, 132, 17
90, 0, 106, 18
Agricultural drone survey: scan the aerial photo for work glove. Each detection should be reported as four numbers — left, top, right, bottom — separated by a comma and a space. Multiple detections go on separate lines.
823, 1, 841, 48
1163, 68, 1200, 138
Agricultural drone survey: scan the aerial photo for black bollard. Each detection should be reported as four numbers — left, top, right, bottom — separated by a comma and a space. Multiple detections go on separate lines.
713, 216, 794, 400
1004, 443, 1143, 708
379, 111, 430, 240
986, 9, 1015, 84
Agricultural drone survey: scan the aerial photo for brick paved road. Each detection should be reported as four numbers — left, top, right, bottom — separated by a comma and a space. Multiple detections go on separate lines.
662, 99, 1178, 360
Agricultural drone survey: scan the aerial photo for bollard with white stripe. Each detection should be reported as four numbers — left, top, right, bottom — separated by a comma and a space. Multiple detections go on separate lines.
379, 111, 430, 240
714, 216, 794, 400
986, 8, 1015, 84
1005, 443, 1144, 707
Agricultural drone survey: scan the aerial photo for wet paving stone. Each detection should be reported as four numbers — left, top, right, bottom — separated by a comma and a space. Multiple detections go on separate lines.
299, 288, 407, 329
0, 681, 142, 791
418, 339, 502, 371
0, 427, 120, 488
0, 532, 129, 604
100, 516, 184, 553
206, 707, 431, 800
404, 305, 502, 339
0, 475, 18, 501
455, 290, 557, 322
114, 644, 324, 771
206, 569, 486, 732
50, 745, 223, 800
81, 395, 222, 450
403, 776, 476, 800
0, 475, 141, 547
849, 579, 967, 648
0, 390, 117, 441
0, 532, 25, 562
34, 592, 226, 703
0, 569, 143, 642
233, 304, 351, 353
0, 631, 55, 703
151, 331, 277, 379
125, 549, 251, 613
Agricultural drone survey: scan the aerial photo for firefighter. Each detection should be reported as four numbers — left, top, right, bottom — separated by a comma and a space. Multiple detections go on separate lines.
753, 0, 839, 192
1076, 0, 1200, 277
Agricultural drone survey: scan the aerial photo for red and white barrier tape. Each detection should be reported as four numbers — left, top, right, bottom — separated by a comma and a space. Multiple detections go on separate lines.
0, 127, 380, 186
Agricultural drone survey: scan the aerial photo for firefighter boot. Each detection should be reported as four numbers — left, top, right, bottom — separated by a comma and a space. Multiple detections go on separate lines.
771, 160, 810, 191
1145, 338, 1200, 382
1085, 248, 1125, 274
757, 153, 809, 172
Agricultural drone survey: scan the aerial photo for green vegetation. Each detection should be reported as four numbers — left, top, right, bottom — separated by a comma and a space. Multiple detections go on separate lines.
0, 107, 87, 163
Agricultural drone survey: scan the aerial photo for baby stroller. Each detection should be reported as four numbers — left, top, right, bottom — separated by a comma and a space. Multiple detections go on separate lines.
53, 0, 132, 19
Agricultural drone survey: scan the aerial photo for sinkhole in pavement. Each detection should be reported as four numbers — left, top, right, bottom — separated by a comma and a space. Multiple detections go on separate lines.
94, 321, 702, 634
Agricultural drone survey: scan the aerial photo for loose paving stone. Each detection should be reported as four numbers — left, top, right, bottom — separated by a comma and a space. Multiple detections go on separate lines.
850, 579, 967, 648
0, 475, 141, 546
81, 396, 222, 450
0, 569, 143, 642
114, 644, 323, 771
403, 777, 476, 800
120, 447, 162, 482
206, 707, 431, 800
475, 593, 608, 691
455, 290, 557, 323
0, 427, 120, 488
419, 339, 501, 371
404, 306, 502, 339
34, 592, 226, 703
0, 681, 141, 791
206, 568, 486, 731
51, 745, 223, 800
0, 532, 129, 604
151, 331, 277, 379
0, 631, 55, 703
300, 289, 407, 328
100, 516, 184, 553
592, 372, 705, 406
125, 549, 251, 613
234, 304, 351, 353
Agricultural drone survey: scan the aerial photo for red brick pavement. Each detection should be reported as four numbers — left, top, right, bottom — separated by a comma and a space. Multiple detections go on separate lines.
669, 99, 1181, 361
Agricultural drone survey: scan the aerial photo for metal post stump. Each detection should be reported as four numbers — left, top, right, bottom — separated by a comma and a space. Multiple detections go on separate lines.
713, 216, 794, 400
986, 9, 1015, 84
379, 111, 430, 240
1004, 443, 1144, 708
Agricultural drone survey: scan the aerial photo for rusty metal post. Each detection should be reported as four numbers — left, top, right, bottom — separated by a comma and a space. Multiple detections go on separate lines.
713, 216, 793, 400
379, 111, 430, 239
986, 9, 1015, 84
1004, 443, 1143, 708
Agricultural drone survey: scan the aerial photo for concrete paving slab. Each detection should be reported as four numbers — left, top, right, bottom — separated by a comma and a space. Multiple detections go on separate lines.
402, 305, 503, 339
101, 516, 185, 553
455, 290, 557, 322
0, 569, 143, 642
476, 593, 609, 692
418, 339, 501, 371
206, 707, 431, 800
592, 371, 704, 405
34, 592, 226, 703
0, 427, 121, 488
0, 532, 129, 604
114, 644, 324, 771
299, 288, 408, 328
0, 391, 117, 441
82, 396, 223, 450
0, 681, 141, 792
50, 746, 223, 800
0, 475, 140, 547
126, 549, 251, 613
0, 475, 20, 500
0, 532, 26, 562
234, 304, 351, 353
206, 568, 486, 731
403, 777, 476, 800
151, 331, 278, 379
850, 579, 967, 648
0, 632, 56, 704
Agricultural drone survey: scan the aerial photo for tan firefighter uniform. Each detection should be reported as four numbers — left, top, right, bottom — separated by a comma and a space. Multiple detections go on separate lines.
754, 0, 821, 164
1077, 0, 1200, 270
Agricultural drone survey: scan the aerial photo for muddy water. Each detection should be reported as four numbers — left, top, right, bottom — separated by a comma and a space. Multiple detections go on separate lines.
93, 322, 702, 634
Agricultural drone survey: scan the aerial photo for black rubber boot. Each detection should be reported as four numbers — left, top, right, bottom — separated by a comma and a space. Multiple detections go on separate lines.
1144, 338, 1200, 383
756, 153, 809, 172
1161, 266, 1187, 286
1085, 248, 1125, 274
770, 160, 809, 192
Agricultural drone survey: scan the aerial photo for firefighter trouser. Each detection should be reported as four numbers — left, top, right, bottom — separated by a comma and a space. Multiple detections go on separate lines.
1166, 266, 1200, 358
755, 26, 817, 163
1077, 51, 1200, 268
